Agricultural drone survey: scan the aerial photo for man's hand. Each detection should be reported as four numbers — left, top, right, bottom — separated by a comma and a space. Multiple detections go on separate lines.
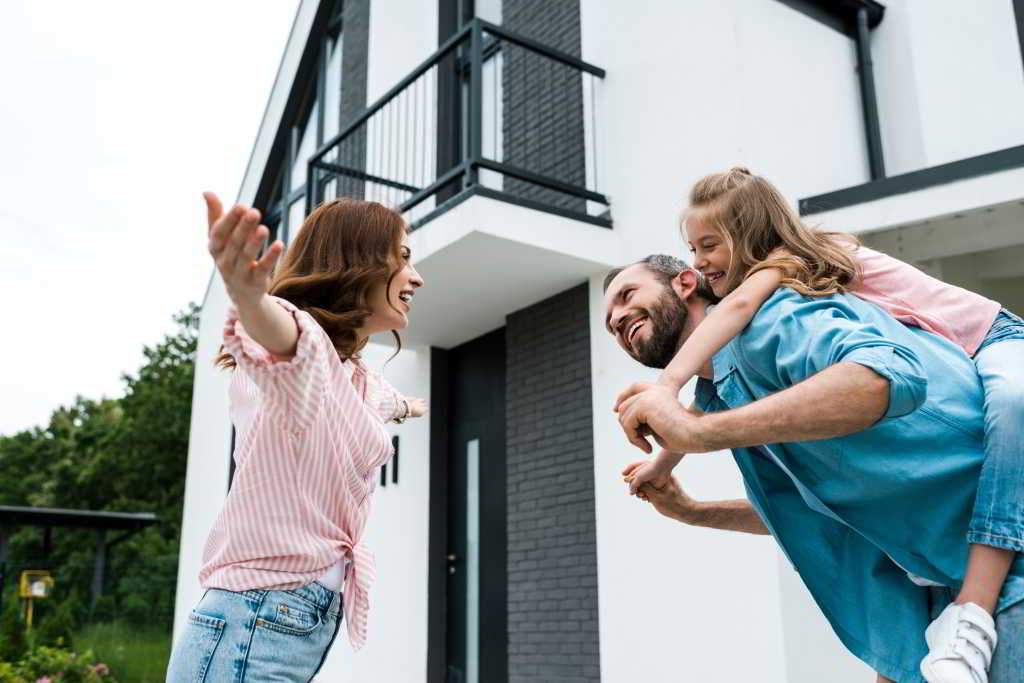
622, 461, 771, 535
639, 476, 696, 523
616, 383, 705, 454
622, 462, 696, 523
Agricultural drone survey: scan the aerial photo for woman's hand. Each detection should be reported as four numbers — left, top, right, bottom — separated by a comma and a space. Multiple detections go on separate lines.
205, 192, 283, 311
405, 397, 428, 418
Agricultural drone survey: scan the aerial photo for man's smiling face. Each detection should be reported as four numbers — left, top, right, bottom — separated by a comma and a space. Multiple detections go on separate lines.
603, 263, 688, 369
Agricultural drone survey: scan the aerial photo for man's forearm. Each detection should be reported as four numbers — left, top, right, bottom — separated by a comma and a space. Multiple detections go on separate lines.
679, 499, 770, 535
692, 362, 889, 452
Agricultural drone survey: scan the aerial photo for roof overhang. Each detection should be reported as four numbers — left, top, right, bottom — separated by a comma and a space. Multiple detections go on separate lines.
775, 0, 885, 36
395, 190, 623, 349
0, 505, 158, 531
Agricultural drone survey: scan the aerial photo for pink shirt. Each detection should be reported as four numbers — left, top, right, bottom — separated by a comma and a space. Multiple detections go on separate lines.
198, 297, 403, 650
852, 246, 1000, 357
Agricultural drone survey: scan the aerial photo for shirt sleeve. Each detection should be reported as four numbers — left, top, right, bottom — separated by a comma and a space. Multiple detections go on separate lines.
222, 298, 330, 432
366, 370, 405, 422
737, 291, 928, 419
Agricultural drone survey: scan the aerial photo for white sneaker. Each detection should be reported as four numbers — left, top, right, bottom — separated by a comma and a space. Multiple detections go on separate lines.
920, 602, 997, 683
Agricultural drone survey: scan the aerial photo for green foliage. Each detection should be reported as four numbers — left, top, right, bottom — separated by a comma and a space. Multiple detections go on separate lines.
0, 644, 117, 683
0, 593, 29, 662
35, 591, 78, 649
0, 304, 199, 633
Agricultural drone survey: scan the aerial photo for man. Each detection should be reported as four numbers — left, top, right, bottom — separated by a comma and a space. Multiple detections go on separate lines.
602, 255, 1024, 683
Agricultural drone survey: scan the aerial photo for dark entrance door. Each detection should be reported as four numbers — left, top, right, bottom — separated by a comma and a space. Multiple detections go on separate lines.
430, 328, 507, 683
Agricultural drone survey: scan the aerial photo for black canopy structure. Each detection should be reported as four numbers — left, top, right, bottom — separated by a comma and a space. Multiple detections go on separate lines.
0, 505, 158, 611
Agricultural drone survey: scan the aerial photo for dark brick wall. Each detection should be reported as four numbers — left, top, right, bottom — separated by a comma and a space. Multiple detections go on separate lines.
337, 0, 369, 199
501, 0, 587, 212
505, 283, 600, 683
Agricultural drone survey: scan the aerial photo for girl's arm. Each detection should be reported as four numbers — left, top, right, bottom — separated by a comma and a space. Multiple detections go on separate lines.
659, 267, 783, 392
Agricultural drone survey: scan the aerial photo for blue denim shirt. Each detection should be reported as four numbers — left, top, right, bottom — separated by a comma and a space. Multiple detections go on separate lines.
695, 289, 1024, 682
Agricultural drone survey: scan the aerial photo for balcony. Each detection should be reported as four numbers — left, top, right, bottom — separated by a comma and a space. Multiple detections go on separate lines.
306, 18, 609, 231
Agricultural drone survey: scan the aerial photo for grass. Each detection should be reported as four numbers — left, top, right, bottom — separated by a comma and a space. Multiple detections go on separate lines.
74, 621, 171, 683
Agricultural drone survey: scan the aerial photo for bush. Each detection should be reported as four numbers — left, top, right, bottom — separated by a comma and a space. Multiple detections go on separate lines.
0, 595, 28, 662
120, 594, 149, 627
1, 645, 116, 683
35, 594, 77, 649
90, 595, 117, 624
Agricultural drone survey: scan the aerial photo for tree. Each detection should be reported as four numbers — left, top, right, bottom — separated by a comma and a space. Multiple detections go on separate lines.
0, 304, 199, 631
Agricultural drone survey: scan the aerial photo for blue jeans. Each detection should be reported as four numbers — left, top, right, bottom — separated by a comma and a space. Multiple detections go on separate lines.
967, 309, 1024, 553
166, 581, 342, 683
929, 587, 1024, 681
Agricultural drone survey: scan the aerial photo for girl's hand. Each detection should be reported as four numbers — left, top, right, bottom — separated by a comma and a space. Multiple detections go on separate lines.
405, 397, 428, 418
622, 460, 671, 496
205, 192, 284, 311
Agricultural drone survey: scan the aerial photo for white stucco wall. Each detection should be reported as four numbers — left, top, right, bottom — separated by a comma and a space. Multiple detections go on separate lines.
873, 0, 1024, 174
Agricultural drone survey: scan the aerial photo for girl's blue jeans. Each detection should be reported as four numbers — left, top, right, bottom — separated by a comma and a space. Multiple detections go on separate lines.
967, 309, 1024, 553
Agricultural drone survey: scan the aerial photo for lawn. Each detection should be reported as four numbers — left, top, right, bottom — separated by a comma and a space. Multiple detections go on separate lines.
74, 622, 171, 683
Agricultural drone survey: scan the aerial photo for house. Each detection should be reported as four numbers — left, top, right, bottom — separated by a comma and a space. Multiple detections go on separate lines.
174, 1, 1024, 680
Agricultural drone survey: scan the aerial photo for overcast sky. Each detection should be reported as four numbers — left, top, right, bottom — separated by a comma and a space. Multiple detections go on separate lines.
0, 1, 300, 435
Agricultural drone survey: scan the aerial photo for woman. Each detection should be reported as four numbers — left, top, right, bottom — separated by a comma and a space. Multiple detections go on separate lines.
166, 193, 426, 681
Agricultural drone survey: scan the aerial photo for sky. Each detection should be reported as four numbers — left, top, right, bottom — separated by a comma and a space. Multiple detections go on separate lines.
0, 1, 301, 435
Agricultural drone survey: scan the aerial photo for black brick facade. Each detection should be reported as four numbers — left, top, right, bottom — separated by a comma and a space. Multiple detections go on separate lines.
338, 0, 369, 199
505, 283, 600, 683
501, 0, 587, 213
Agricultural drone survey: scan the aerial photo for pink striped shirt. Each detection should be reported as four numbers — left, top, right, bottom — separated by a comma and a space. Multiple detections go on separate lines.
852, 246, 1001, 357
198, 296, 403, 650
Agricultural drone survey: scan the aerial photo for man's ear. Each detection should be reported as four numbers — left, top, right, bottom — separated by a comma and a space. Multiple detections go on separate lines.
672, 269, 699, 301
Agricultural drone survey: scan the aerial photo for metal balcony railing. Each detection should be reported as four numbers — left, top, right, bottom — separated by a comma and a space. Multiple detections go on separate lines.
306, 18, 609, 229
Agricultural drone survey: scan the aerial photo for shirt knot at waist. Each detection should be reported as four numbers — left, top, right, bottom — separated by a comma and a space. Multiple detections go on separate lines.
342, 540, 376, 649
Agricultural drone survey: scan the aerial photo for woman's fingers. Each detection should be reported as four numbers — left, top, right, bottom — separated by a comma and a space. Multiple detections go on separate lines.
239, 224, 269, 267
203, 192, 223, 235
226, 209, 261, 270
254, 239, 283, 278
209, 205, 245, 254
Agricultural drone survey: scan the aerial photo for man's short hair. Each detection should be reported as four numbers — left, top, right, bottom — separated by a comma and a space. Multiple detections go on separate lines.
603, 254, 690, 292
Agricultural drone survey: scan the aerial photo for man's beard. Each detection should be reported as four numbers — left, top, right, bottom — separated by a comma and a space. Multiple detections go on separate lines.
631, 276, 717, 369
632, 288, 687, 369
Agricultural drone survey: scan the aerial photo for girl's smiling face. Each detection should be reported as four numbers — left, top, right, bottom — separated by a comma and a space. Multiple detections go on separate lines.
685, 213, 732, 298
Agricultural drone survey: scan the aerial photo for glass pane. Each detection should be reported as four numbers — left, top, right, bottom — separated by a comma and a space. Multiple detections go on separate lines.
465, 438, 480, 683
288, 198, 306, 243
323, 35, 343, 142
291, 106, 319, 192
480, 51, 503, 190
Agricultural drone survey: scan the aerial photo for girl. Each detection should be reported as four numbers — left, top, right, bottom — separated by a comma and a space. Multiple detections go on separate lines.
166, 194, 426, 681
624, 168, 1023, 683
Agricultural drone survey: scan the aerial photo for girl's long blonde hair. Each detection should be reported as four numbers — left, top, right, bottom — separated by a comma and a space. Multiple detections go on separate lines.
686, 167, 860, 297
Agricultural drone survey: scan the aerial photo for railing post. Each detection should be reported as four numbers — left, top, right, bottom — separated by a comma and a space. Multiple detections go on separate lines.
306, 161, 317, 216
466, 19, 484, 189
